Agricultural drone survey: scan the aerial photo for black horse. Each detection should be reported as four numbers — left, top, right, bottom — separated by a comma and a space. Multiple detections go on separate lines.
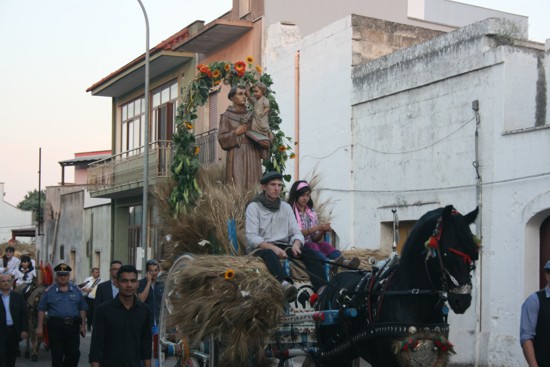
308, 205, 480, 367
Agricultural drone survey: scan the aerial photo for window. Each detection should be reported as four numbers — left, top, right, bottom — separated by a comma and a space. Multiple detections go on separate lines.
152, 81, 178, 143
121, 97, 145, 155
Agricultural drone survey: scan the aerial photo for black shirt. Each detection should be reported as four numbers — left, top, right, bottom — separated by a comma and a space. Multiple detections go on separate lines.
89, 295, 152, 366
535, 290, 550, 367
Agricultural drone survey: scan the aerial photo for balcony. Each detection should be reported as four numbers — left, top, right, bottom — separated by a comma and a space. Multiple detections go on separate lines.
87, 130, 219, 199
87, 141, 173, 199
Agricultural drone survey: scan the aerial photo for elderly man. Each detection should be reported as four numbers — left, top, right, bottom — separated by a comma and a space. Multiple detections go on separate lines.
0, 272, 28, 367
36, 263, 87, 367
245, 171, 326, 302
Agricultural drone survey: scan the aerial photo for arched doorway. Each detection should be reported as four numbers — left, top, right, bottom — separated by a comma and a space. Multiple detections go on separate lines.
540, 216, 550, 288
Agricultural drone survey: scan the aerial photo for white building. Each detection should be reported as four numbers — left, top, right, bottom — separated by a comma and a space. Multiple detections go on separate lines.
0, 182, 33, 244
265, 13, 549, 367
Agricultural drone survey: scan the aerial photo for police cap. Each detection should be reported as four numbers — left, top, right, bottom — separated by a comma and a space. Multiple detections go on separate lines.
54, 263, 72, 274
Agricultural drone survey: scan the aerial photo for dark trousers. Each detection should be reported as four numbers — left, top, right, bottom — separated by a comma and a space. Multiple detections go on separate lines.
84, 297, 94, 329
0, 326, 18, 367
47, 318, 81, 367
254, 245, 326, 291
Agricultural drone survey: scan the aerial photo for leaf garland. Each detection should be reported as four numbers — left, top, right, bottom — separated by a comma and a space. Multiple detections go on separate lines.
169, 58, 293, 215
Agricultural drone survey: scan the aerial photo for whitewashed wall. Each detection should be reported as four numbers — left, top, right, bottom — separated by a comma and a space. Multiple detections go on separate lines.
266, 14, 550, 366
0, 183, 33, 243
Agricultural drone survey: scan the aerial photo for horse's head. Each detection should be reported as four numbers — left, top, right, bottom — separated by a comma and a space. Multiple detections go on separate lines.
426, 206, 480, 314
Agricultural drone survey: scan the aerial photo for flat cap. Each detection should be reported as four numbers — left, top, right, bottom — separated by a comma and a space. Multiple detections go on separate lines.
260, 171, 283, 184
54, 263, 72, 273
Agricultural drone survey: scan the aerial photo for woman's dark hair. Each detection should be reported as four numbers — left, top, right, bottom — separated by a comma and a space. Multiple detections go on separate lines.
287, 180, 313, 209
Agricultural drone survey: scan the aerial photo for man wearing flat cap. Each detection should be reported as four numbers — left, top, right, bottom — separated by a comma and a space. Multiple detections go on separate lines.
245, 171, 325, 302
36, 263, 87, 367
520, 260, 550, 367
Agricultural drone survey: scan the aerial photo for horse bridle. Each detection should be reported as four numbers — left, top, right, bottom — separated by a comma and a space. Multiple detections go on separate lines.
424, 213, 476, 296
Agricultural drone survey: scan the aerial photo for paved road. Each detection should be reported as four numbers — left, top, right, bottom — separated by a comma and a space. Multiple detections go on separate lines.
16, 331, 91, 367
15, 334, 370, 367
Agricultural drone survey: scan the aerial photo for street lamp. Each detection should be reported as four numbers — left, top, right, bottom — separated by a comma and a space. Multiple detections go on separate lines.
137, 0, 150, 271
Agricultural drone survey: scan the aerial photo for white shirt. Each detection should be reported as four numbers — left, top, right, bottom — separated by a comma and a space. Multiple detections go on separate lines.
0, 256, 21, 276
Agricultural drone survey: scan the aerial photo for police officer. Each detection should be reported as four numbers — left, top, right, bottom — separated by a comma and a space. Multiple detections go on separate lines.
36, 263, 87, 367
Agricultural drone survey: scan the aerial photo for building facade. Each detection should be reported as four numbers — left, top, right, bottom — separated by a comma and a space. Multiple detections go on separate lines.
266, 14, 549, 366
0, 183, 33, 244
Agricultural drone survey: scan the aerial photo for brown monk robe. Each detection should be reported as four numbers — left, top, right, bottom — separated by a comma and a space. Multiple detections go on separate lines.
218, 85, 269, 190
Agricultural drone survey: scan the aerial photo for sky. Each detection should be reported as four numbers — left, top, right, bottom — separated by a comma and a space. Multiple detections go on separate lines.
0, 0, 549, 206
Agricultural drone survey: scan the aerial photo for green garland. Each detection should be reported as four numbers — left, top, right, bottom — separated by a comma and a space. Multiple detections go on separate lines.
169, 58, 294, 215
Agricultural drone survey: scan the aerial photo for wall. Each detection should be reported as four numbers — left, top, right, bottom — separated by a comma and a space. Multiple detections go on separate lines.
267, 10, 549, 364
265, 15, 448, 248
0, 183, 33, 243
350, 18, 548, 366
263, 0, 526, 39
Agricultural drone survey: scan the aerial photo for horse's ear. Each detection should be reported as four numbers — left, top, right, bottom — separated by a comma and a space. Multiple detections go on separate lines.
442, 205, 454, 220
463, 207, 479, 224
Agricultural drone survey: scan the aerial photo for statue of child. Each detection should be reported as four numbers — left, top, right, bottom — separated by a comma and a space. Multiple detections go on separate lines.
248, 82, 272, 140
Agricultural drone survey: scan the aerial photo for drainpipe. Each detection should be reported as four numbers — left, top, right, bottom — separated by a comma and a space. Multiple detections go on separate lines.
294, 51, 300, 178
472, 100, 483, 367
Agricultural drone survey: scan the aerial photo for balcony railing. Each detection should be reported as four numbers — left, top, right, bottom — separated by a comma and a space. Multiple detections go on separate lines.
87, 131, 219, 197
196, 129, 218, 164
87, 141, 173, 196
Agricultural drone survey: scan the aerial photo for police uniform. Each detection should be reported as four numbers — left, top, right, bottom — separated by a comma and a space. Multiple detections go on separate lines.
38, 263, 87, 367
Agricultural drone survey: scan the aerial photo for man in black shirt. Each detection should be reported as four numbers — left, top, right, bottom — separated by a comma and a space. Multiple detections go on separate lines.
89, 265, 152, 367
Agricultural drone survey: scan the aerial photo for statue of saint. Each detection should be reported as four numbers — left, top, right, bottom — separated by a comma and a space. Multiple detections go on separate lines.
218, 85, 270, 190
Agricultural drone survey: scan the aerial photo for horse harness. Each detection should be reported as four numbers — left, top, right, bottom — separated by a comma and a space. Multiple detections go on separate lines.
306, 211, 475, 363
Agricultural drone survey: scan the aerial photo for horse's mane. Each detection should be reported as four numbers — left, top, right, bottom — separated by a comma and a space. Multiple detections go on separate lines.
400, 207, 443, 262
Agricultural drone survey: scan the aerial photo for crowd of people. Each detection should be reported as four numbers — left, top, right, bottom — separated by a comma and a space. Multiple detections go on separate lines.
0, 251, 162, 367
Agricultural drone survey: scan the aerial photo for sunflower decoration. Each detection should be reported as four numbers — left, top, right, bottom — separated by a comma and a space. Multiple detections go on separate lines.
224, 269, 235, 280
170, 58, 294, 215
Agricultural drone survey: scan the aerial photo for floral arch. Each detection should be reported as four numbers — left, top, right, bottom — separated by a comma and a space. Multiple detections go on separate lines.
169, 58, 294, 214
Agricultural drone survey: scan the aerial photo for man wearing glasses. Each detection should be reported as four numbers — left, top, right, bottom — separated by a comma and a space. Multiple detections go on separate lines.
36, 263, 87, 367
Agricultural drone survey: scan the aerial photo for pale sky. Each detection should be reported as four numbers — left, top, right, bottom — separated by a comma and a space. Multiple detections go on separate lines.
0, 0, 548, 206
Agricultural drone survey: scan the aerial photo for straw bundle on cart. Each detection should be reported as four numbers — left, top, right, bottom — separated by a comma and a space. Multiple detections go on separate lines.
166, 254, 285, 367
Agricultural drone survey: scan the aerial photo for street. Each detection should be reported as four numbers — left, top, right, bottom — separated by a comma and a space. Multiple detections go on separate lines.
16, 332, 91, 367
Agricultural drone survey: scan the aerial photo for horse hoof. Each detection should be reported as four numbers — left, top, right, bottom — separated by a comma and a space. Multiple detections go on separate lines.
25, 351, 30, 358
31, 355, 38, 362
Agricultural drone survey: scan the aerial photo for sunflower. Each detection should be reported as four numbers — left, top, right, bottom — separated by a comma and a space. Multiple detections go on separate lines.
224, 269, 235, 280
194, 146, 200, 155
185, 121, 193, 130
278, 145, 287, 152
224, 63, 231, 71
289, 152, 296, 159
255, 65, 263, 74
212, 70, 221, 79
246, 56, 254, 64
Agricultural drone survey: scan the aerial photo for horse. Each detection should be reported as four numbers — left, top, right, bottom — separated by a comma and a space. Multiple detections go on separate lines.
14, 279, 47, 362
308, 205, 480, 367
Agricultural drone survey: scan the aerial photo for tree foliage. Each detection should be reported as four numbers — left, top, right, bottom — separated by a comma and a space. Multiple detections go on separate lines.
17, 189, 45, 223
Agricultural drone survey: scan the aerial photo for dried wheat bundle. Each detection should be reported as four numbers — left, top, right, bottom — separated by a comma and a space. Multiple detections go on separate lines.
154, 165, 255, 269
165, 254, 284, 366
341, 248, 392, 270
0, 242, 37, 259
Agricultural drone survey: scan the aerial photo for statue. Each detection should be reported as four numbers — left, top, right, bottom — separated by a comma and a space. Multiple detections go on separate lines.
218, 85, 270, 190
